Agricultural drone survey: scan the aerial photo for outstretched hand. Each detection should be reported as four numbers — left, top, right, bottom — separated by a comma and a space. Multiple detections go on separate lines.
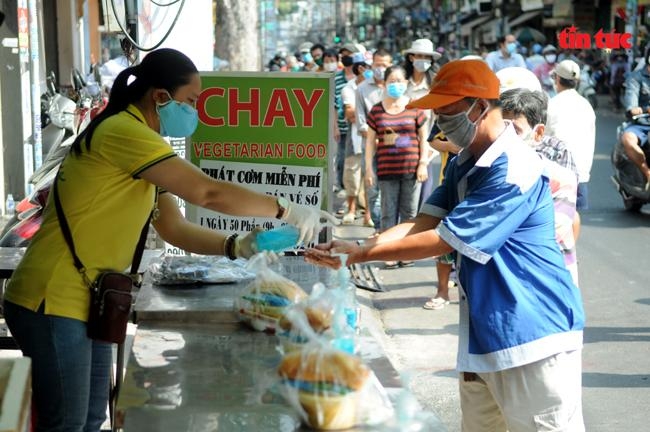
304, 240, 360, 269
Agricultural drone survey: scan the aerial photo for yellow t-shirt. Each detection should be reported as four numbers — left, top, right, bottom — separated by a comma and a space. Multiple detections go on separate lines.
5, 105, 176, 321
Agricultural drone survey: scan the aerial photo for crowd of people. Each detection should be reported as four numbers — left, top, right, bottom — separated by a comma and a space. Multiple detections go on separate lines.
268, 35, 599, 304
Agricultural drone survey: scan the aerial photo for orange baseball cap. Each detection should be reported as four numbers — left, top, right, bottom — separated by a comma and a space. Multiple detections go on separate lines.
407, 59, 500, 110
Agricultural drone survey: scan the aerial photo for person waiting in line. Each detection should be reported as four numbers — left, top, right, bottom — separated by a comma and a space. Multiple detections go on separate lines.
609, 52, 629, 112
423, 124, 460, 310
364, 65, 429, 268
309, 43, 326, 70
355, 48, 394, 229
402, 38, 441, 210
546, 60, 596, 210
620, 46, 650, 190
500, 87, 580, 286
3, 48, 333, 432
306, 59, 585, 432
533, 44, 558, 97
485, 34, 526, 72
341, 53, 374, 227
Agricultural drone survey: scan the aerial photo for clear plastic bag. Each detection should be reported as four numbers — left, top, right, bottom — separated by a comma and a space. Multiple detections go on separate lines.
235, 253, 308, 332
276, 264, 358, 355
146, 255, 254, 285
277, 342, 394, 430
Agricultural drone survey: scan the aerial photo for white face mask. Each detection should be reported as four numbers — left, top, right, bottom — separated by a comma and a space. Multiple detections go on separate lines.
521, 124, 541, 147
545, 54, 557, 64
323, 62, 338, 72
413, 59, 431, 72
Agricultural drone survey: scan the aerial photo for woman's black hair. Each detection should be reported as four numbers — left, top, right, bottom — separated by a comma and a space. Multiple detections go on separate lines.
71, 48, 198, 155
383, 64, 407, 82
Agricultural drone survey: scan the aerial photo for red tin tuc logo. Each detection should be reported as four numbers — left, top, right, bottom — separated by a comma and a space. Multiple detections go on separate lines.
558, 26, 632, 49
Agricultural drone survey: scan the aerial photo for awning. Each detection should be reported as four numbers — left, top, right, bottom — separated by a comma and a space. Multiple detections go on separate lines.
508, 10, 543, 29
461, 14, 492, 36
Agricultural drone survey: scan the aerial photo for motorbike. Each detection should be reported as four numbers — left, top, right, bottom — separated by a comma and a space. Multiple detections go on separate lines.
578, 65, 598, 109
611, 113, 650, 212
0, 69, 105, 247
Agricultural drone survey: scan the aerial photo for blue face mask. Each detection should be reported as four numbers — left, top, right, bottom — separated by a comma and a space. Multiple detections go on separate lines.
363, 69, 374, 80
156, 91, 199, 138
506, 42, 517, 54
386, 82, 407, 98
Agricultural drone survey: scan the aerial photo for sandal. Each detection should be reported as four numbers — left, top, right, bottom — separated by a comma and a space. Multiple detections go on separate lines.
399, 261, 414, 268
423, 297, 450, 310
342, 213, 356, 225
363, 219, 375, 228
384, 261, 400, 269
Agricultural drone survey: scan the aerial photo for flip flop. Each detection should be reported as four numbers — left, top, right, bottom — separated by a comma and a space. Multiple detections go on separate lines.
342, 213, 355, 225
423, 297, 450, 310
384, 261, 400, 269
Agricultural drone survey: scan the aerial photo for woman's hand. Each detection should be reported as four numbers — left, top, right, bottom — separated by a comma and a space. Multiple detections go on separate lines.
365, 167, 375, 188
304, 240, 361, 269
283, 204, 339, 245
416, 162, 429, 182
235, 227, 262, 258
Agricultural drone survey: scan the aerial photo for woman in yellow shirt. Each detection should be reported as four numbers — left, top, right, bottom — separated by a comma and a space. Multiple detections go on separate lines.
4, 48, 329, 432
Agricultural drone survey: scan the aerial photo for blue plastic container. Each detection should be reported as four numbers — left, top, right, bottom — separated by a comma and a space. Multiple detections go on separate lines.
256, 224, 300, 252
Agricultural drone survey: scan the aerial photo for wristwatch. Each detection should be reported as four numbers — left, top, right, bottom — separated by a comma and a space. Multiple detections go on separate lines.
276, 197, 289, 219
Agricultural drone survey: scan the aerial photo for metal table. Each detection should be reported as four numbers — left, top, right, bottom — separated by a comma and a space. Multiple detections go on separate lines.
117, 256, 446, 431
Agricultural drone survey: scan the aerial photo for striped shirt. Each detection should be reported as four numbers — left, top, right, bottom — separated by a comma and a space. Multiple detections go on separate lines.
367, 102, 426, 180
334, 70, 350, 133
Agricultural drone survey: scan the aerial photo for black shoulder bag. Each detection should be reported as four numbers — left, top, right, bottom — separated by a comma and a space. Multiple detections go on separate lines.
53, 177, 152, 344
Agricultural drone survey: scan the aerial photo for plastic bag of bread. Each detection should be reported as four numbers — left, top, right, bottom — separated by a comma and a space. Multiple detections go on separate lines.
276, 283, 338, 353
277, 345, 394, 430
236, 253, 307, 332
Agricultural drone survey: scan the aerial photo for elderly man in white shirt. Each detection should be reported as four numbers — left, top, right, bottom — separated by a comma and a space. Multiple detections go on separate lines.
546, 60, 596, 211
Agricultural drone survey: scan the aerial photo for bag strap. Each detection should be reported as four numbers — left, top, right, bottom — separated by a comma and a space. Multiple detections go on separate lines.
53, 174, 152, 284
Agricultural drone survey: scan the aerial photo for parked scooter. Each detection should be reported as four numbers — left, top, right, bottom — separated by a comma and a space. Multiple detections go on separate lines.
578, 65, 598, 109
611, 113, 650, 212
0, 69, 105, 247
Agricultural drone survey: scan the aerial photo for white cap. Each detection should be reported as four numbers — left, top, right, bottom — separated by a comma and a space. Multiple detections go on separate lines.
552, 60, 580, 81
496, 67, 543, 93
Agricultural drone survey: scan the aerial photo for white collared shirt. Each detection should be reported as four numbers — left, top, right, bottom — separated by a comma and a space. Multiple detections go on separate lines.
545, 89, 596, 183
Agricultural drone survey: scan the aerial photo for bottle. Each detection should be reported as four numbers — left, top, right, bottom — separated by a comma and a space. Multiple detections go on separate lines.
256, 224, 300, 252
331, 263, 359, 354
5, 194, 15, 217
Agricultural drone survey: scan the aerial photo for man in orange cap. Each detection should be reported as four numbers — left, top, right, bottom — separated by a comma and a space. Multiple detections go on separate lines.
306, 59, 585, 431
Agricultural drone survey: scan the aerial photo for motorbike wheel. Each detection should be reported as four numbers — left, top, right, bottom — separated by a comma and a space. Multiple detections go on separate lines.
623, 197, 643, 212
588, 94, 598, 109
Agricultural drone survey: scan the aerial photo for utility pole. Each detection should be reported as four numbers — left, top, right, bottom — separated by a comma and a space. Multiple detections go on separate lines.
124, 0, 138, 44
626, 0, 638, 65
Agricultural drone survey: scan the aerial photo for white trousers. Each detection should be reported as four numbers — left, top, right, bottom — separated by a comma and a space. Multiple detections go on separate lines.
459, 350, 585, 432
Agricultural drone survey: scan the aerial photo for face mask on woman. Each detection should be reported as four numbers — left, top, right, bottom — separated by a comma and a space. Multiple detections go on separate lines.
323, 62, 338, 72
363, 69, 374, 81
413, 59, 431, 73
545, 54, 557, 64
386, 82, 407, 98
436, 100, 487, 149
157, 91, 199, 138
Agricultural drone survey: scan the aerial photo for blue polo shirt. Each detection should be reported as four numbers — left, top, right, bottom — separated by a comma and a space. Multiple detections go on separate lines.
421, 124, 584, 373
